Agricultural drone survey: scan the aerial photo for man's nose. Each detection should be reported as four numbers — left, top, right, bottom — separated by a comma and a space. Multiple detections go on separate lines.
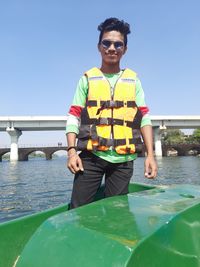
108, 43, 116, 50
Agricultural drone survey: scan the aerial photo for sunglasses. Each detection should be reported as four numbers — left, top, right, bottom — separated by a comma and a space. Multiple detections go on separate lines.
101, 39, 124, 50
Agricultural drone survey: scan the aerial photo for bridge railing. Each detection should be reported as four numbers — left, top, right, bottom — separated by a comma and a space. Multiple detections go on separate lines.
0, 144, 67, 149
18, 143, 67, 148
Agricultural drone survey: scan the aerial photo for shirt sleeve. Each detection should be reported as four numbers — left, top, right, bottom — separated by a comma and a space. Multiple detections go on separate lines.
71, 75, 88, 107
66, 75, 88, 134
135, 77, 152, 127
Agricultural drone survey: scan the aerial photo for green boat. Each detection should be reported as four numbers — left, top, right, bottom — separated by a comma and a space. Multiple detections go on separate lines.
1, 183, 200, 267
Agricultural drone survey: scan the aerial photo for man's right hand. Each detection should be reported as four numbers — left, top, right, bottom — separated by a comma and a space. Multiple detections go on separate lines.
67, 153, 84, 174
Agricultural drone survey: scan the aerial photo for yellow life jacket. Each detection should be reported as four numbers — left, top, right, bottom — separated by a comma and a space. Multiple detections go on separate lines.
77, 67, 143, 154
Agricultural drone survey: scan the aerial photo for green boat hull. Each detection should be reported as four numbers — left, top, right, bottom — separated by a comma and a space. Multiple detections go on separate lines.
0, 183, 153, 267
2, 183, 200, 267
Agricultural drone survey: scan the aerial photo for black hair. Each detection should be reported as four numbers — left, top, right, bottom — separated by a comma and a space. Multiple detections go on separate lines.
98, 17, 131, 46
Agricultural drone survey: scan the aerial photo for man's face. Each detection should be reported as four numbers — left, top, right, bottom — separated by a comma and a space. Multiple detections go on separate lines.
98, 31, 127, 66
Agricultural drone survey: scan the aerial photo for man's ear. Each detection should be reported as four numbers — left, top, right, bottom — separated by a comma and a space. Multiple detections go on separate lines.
98, 44, 101, 52
123, 46, 127, 55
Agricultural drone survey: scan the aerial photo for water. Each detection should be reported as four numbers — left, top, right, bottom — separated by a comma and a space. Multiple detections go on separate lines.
0, 156, 200, 223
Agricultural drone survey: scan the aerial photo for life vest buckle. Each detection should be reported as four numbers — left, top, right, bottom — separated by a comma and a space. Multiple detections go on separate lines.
126, 147, 131, 154
98, 137, 113, 147
110, 100, 116, 108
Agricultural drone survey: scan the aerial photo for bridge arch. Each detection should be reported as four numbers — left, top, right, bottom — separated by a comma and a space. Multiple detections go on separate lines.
169, 146, 186, 156
18, 147, 67, 161
162, 144, 200, 156
186, 145, 200, 156
51, 149, 67, 158
19, 149, 48, 161
45, 148, 67, 160
28, 150, 46, 160
0, 149, 10, 161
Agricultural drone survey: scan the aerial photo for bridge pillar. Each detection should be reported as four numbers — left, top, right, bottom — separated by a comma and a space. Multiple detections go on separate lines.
6, 127, 22, 161
154, 127, 164, 157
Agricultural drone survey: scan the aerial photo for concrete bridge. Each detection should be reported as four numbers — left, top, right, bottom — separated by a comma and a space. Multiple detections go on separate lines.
18, 146, 67, 161
0, 115, 200, 161
1, 144, 200, 161
0, 146, 67, 161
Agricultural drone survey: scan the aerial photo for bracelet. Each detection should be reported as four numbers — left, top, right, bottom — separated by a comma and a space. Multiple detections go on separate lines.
67, 146, 77, 152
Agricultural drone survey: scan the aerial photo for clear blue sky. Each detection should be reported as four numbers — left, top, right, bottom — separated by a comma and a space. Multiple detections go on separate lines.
0, 0, 200, 146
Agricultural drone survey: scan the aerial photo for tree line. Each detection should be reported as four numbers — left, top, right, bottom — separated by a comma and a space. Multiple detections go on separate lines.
163, 129, 200, 145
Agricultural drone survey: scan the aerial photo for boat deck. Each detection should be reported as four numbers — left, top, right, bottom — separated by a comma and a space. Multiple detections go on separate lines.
15, 184, 200, 267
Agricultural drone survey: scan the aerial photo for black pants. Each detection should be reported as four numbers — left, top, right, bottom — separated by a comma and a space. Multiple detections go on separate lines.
70, 151, 134, 208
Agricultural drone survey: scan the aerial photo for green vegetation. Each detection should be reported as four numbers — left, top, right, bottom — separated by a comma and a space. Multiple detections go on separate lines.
2, 154, 10, 160
192, 129, 200, 143
163, 129, 200, 145
163, 130, 185, 145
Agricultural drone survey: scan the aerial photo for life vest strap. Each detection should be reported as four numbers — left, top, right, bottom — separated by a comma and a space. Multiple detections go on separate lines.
98, 137, 142, 147
88, 117, 140, 129
77, 138, 143, 153
87, 100, 136, 108
98, 118, 123, 126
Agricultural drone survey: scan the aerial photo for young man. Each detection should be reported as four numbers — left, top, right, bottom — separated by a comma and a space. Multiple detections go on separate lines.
66, 18, 157, 208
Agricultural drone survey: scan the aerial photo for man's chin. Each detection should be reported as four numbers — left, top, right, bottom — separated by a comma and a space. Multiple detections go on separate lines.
105, 59, 119, 65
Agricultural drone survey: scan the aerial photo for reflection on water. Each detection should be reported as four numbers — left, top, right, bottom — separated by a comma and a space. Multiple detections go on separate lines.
0, 156, 200, 223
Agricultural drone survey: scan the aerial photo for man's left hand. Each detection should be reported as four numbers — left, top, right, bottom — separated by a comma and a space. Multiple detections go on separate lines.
144, 156, 157, 179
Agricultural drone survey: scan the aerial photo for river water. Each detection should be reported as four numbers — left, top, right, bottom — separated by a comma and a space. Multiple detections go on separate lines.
0, 156, 200, 223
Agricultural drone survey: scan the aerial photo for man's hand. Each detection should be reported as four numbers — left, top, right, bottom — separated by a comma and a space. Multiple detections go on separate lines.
67, 153, 84, 174
140, 125, 158, 179
66, 133, 84, 174
144, 155, 157, 179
